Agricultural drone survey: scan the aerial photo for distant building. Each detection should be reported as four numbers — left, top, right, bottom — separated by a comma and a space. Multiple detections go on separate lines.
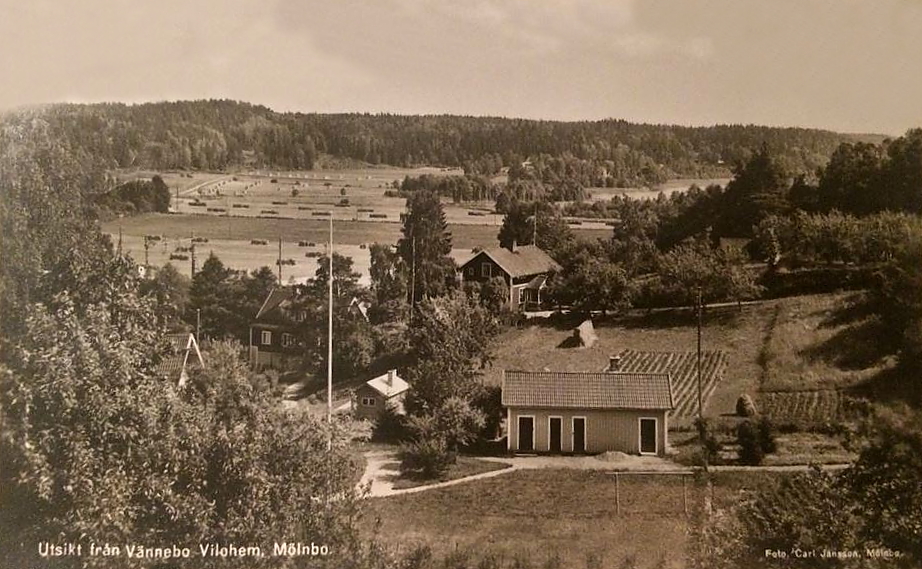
156, 333, 205, 387
248, 287, 303, 371
459, 243, 561, 309
354, 369, 410, 421
502, 369, 674, 456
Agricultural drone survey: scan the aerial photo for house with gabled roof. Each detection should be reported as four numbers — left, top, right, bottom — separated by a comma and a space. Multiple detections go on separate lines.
248, 287, 304, 370
502, 369, 674, 456
459, 243, 561, 310
353, 369, 410, 421
156, 333, 205, 387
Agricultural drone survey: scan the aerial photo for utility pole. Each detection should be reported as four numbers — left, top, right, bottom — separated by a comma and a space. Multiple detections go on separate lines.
190, 232, 197, 277
532, 201, 538, 246
195, 308, 201, 344
696, 285, 707, 472
410, 236, 417, 308
117, 225, 123, 256
277, 236, 283, 285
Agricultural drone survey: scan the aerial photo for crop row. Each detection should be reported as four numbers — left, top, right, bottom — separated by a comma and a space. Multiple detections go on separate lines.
616, 350, 728, 418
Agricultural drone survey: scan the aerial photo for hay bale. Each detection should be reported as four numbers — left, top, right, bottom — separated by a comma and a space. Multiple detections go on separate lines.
573, 319, 598, 348
736, 394, 758, 417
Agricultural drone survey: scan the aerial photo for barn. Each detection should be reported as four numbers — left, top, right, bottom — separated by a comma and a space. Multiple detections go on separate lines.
502, 370, 674, 456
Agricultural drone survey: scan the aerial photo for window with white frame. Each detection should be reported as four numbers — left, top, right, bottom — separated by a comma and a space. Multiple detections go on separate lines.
260, 330, 272, 345
481, 262, 492, 278
361, 396, 376, 407
282, 333, 295, 347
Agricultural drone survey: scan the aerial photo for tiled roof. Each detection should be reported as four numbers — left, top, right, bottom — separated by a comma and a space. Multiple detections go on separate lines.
155, 333, 205, 381
502, 370, 674, 410
365, 370, 410, 398
465, 245, 561, 278
255, 287, 294, 320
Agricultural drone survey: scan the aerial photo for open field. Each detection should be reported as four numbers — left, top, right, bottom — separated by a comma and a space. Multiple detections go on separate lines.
361, 468, 789, 568
586, 177, 732, 202
103, 213, 612, 283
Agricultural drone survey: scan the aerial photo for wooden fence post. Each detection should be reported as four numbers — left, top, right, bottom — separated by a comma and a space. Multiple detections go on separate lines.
683, 474, 688, 515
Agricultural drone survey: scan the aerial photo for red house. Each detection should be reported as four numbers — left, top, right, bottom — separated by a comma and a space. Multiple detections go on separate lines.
248, 287, 304, 370
459, 243, 561, 309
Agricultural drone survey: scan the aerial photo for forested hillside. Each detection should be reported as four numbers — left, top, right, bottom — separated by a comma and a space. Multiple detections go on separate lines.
1, 100, 879, 187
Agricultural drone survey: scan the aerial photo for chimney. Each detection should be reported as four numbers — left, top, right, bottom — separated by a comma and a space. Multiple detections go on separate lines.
386, 369, 395, 386
510, 239, 517, 253
608, 355, 621, 372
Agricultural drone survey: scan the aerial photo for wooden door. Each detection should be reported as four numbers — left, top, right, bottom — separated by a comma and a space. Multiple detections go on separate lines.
549, 417, 562, 453
573, 417, 586, 454
518, 416, 534, 452
640, 418, 657, 454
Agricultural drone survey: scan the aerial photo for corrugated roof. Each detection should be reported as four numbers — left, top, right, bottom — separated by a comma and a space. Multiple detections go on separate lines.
502, 370, 674, 410
365, 370, 410, 398
255, 287, 294, 320
465, 245, 561, 278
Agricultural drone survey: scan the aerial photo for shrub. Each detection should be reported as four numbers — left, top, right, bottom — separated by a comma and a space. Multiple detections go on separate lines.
736, 394, 758, 417
737, 420, 765, 465
694, 417, 722, 465
757, 416, 777, 454
371, 402, 409, 443
399, 436, 455, 479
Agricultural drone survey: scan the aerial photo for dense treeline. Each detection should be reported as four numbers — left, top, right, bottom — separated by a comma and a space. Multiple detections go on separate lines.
93, 175, 171, 217
2, 100, 874, 188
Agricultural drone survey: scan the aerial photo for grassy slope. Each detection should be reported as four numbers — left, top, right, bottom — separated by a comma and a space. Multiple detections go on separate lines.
484, 305, 768, 422
485, 292, 886, 426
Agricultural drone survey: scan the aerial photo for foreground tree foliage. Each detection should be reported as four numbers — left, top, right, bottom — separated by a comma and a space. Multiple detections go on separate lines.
0, 120, 365, 568
694, 408, 922, 568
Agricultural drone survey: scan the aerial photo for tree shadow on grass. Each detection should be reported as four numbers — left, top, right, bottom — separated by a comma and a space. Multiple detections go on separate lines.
848, 364, 922, 408
800, 315, 897, 371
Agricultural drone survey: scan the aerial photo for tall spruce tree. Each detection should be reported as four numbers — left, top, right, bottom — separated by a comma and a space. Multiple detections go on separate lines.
396, 190, 456, 304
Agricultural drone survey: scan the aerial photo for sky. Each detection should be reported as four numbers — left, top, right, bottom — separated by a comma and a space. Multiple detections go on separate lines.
2, 0, 921, 135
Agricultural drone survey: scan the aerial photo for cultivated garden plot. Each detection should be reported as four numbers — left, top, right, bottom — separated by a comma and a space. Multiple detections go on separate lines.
616, 349, 728, 418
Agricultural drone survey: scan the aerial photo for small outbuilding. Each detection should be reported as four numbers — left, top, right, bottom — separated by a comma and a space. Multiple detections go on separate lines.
156, 333, 205, 387
354, 369, 410, 421
502, 370, 674, 456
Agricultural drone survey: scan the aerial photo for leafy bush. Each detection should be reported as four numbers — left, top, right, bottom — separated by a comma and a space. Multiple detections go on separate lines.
736, 417, 776, 464
399, 436, 455, 479
736, 420, 765, 465
371, 401, 409, 443
694, 417, 723, 466
757, 416, 778, 454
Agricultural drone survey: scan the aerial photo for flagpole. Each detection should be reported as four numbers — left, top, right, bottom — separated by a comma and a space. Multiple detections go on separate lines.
327, 216, 334, 448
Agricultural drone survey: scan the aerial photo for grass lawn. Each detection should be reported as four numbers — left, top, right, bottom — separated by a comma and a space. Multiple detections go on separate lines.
361, 468, 788, 569
391, 456, 511, 490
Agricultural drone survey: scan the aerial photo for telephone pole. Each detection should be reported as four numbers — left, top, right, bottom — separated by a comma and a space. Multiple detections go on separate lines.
696, 285, 707, 472
277, 236, 283, 284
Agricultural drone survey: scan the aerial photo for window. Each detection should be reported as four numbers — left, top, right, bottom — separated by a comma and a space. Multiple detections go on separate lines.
295, 311, 307, 322
260, 330, 272, 345
518, 288, 526, 304
481, 262, 492, 278
361, 396, 376, 407
282, 333, 294, 347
